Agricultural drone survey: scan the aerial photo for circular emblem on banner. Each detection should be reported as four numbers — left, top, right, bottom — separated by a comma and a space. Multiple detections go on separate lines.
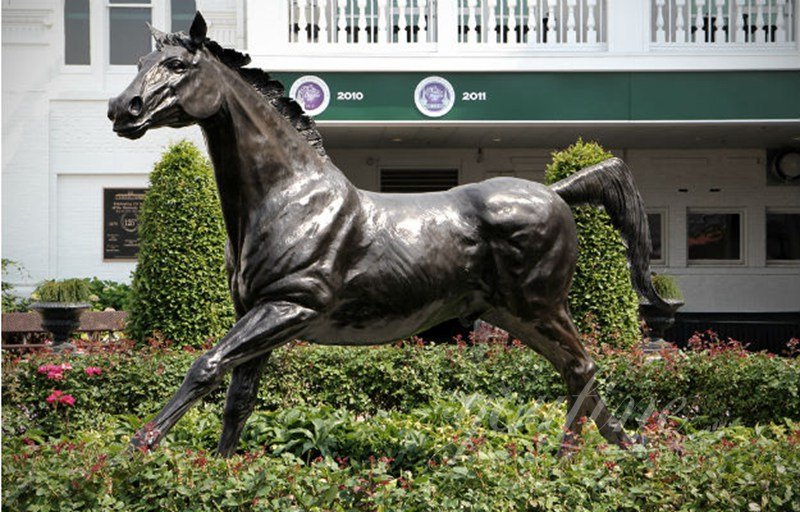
289, 75, 330, 117
414, 76, 455, 118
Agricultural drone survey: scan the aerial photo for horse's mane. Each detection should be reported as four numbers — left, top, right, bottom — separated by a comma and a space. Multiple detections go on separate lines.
158, 31, 326, 157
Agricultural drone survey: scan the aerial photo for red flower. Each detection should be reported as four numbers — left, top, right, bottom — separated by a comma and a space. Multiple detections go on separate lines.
84, 366, 103, 377
45, 390, 75, 407
46, 390, 64, 404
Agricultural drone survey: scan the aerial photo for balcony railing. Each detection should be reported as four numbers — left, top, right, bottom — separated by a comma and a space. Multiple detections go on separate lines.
456, 0, 606, 46
651, 0, 796, 46
286, 0, 607, 49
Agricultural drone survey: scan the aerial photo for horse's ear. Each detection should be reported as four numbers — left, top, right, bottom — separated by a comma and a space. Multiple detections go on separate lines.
189, 12, 207, 47
147, 22, 168, 50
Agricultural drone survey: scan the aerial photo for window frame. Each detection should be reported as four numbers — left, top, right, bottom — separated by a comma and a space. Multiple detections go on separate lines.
765, 208, 800, 266
686, 207, 746, 266
646, 208, 668, 267
105, 0, 155, 70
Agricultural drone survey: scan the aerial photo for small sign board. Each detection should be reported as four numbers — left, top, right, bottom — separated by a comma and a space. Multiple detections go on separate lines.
103, 188, 146, 260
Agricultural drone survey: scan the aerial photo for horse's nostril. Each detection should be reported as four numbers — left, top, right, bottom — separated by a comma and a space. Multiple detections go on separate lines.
128, 96, 144, 117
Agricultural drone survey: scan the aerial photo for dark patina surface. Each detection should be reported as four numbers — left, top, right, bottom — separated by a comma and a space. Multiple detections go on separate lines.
108, 13, 668, 457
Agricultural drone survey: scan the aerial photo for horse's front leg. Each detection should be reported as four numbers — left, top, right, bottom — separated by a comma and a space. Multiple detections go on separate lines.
216, 352, 270, 457
131, 301, 316, 453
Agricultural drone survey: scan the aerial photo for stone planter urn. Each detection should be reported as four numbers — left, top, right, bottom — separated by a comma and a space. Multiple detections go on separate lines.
639, 299, 684, 353
30, 302, 90, 351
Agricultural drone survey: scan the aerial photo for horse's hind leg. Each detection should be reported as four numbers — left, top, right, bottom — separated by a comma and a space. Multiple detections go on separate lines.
486, 306, 631, 455
216, 352, 270, 457
131, 301, 315, 453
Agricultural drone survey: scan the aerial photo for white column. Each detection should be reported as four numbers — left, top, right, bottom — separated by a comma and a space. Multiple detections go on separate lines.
656, 0, 666, 43
586, 0, 597, 44
775, 0, 787, 42
714, 0, 726, 42
318, 0, 329, 44
297, 0, 308, 43
676, 0, 687, 42
377, 0, 388, 44
566, 0, 577, 43
508, 0, 518, 44
398, 0, 408, 44
357, 0, 368, 44
527, 0, 538, 44
735, 0, 746, 42
488, 0, 499, 44
419, 0, 429, 43
466, 0, 478, 43
337, 0, 348, 44
545, 0, 557, 44
695, 0, 707, 43
755, 0, 766, 43
608, 0, 647, 52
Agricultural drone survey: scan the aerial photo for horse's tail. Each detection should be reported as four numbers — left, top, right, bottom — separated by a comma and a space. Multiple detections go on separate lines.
549, 157, 669, 311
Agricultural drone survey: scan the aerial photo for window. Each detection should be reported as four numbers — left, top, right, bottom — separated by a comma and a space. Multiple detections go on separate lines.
647, 212, 665, 263
171, 0, 196, 32
65, 0, 90, 65
687, 211, 742, 262
767, 212, 800, 261
109, 0, 152, 65
380, 169, 459, 193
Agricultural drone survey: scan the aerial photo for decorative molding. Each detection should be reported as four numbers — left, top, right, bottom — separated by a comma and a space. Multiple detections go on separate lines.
2, 7, 54, 45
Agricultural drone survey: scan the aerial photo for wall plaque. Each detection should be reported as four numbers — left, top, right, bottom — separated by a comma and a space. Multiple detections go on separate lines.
104, 188, 147, 260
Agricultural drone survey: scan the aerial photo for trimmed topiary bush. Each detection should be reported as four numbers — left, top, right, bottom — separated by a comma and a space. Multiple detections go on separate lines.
545, 139, 640, 348
651, 273, 684, 301
127, 141, 234, 347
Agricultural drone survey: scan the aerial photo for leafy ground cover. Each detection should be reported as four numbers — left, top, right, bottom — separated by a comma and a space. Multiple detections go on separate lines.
3, 333, 799, 510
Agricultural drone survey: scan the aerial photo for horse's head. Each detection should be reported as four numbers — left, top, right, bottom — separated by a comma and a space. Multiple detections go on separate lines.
108, 12, 223, 139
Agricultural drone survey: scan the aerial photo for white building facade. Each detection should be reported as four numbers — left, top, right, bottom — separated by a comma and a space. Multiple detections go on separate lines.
3, 0, 799, 340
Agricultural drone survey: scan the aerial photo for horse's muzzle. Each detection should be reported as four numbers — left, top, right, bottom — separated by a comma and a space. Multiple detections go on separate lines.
108, 95, 148, 139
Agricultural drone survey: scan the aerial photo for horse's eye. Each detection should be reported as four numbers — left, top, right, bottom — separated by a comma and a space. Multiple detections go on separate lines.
166, 60, 187, 73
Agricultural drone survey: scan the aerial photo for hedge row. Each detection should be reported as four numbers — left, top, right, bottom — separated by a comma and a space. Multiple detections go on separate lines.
3, 396, 799, 511
4, 335, 799, 440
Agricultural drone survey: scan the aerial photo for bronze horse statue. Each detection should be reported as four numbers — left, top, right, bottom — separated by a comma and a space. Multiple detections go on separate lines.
108, 13, 668, 457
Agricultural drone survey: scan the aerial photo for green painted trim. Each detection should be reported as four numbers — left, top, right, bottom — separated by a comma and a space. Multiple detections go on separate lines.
272, 71, 800, 122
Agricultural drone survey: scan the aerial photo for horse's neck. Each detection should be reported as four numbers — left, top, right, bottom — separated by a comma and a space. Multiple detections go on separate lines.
200, 71, 347, 249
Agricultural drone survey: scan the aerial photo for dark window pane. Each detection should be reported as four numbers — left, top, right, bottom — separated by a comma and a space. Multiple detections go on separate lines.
171, 0, 196, 32
687, 212, 741, 261
110, 7, 152, 65
647, 213, 663, 261
767, 213, 800, 260
65, 0, 90, 65
380, 169, 459, 193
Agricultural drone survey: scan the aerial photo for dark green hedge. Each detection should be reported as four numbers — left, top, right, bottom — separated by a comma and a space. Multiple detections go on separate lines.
544, 140, 641, 348
3, 397, 799, 511
4, 339, 798, 440
127, 141, 234, 347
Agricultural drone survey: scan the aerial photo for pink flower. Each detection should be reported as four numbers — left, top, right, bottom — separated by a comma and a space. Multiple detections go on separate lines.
59, 394, 76, 407
60, 363, 72, 371
46, 370, 64, 381
84, 366, 102, 377
46, 390, 64, 404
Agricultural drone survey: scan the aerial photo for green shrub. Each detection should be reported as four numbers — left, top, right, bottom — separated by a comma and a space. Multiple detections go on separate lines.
3, 338, 798, 439
2, 259, 30, 312
32, 278, 91, 303
128, 141, 234, 347
544, 139, 641, 348
651, 273, 684, 301
3, 397, 799, 511
84, 277, 132, 311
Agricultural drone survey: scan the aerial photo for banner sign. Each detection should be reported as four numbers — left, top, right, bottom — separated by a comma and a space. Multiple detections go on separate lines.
274, 71, 800, 122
